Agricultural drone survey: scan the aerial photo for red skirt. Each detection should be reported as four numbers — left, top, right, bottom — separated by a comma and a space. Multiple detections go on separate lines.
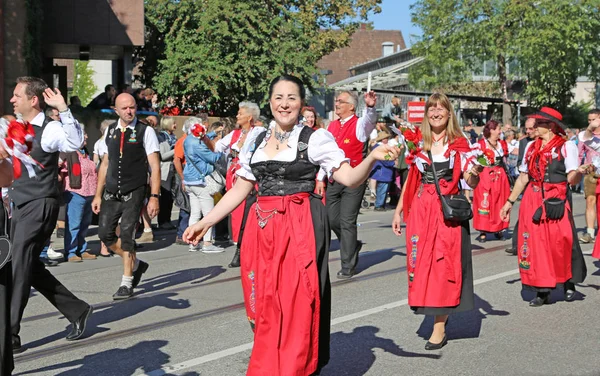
517, 183, 572, 287
472, 165, 510, 233
593, 191, 600, 259
226, 158, 245, 243
241, 193, 321, 376
405, 183, 472, 310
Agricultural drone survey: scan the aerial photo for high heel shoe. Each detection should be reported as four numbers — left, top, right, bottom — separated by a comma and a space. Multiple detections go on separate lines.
529, 293, 550, 307
425, 335, 447, 350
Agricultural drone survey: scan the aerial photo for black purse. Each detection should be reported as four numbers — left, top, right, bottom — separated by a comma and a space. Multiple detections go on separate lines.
0, 205, 11, 270
428, 151, 473, 222
533, 182, 565, 223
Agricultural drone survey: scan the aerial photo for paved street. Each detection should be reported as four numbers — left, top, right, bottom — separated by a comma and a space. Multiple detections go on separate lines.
11, 192, 600, 376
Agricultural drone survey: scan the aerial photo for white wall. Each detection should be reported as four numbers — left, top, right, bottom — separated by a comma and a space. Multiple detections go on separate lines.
88, 60, 113, 98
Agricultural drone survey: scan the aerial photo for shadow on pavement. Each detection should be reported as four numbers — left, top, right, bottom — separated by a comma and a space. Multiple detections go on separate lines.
14, 340, 198, 376
139, 266, 227, 291
355, 248, 404, 275
321, 325, 440, 375
416, 294, 509, 341
24, 292, 190, 351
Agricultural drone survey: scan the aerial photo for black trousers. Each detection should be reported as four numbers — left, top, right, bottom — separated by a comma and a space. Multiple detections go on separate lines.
0, 207, 13, 375
326, 181, 366, 272
10, 197, 88, 340
158, 186, 174, 225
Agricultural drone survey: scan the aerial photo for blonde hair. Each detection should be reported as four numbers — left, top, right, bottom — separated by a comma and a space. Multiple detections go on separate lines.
421, 93, 465, 151
160, 116, 175, 131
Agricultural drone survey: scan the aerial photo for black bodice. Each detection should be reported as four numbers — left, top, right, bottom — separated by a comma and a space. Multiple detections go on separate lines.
422, 160, 453, 184
250, 127, 320, 196
531, 147, 567, 184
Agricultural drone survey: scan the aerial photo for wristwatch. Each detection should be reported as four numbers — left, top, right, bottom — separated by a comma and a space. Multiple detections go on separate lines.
150, 193, 160, 199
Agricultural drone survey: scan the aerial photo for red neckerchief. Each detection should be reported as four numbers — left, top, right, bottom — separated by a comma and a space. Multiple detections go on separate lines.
526, 136, 565, 182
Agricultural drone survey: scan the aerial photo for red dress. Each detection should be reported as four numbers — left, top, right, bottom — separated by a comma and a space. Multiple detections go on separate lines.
518, 141, 586, 289
403, 139, 474, 313
240, 127, 332, 375
472, 139, 510, 233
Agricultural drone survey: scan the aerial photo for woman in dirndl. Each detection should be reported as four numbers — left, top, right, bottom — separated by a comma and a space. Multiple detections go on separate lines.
500, 107, 588, 306
184, 75, 399, 375
392, 93, 483, 350
472, 120, 511, 242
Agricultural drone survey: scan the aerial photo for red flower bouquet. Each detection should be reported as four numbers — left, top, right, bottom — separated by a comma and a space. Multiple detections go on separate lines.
190, 123, 206, 138
0, 117, 41, 179
475, 148, 496, 166
391, 124, 422, 153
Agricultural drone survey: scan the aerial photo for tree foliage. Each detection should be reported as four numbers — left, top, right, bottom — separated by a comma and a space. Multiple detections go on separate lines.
135, 0, 381, 115
72, 60, 97, 106
409, 0, 600, 111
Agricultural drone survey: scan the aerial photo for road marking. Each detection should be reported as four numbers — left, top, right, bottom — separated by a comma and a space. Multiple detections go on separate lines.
144, 268, 520, 376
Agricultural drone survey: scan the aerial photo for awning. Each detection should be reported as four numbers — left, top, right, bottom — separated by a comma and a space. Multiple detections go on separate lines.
330, 56, 425, 91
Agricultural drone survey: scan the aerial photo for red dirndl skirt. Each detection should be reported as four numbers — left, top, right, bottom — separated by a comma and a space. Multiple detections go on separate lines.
241, 193, 323, 376
472, 165, 510, 233
517, 183, 573, 287
227, 158, 245, 243
405, 183, 474, 313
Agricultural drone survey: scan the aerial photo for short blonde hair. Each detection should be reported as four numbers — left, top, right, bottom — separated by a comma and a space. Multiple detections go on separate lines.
160, 116, 175, 131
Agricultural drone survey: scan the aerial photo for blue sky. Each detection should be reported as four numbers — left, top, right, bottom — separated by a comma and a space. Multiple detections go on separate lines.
368, 0, 421, 47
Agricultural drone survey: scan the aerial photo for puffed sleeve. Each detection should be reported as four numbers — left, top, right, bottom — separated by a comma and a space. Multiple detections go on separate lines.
519, 141, 534, 173
235, 127, 267, 181
307, 129, 349, 177
563, 140, 580, 173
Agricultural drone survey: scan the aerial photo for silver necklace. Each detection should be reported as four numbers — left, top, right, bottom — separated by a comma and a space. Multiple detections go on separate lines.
274, 129, 292, 150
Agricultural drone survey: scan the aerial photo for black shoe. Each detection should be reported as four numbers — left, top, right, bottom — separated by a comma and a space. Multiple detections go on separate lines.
336, 270, 355, 279
477, 233, 486, 243
425, 335, 448, 350
228, 248, 241, 268
66, 305, 93, 341
494, 231, 504, 240
504, 248, 517, 256
12, 337, 24, 354
56, 228, 65, 238
529, 294, 550, 307
132, 261, 149, 289
564, 283, 576, 302
40, 257, 58, 267
112, 285, 133, 300
374, 206, 386, 212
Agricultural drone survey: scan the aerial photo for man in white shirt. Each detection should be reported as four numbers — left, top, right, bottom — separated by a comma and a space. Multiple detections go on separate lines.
317, 90, 377, 279
6, 77, 92, 354
93, 94, 161, 300
577, 109, 600, 243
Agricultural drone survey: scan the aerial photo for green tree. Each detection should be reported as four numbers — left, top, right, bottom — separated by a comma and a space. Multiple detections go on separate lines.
135, 0, 382, 115
409, 0, 600, 111
72, 60, 97, 106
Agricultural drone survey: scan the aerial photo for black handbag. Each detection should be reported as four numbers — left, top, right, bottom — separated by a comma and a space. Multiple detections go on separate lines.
533, 182, 565, 223
428, 151, 473, 222
0, 205, 11, 270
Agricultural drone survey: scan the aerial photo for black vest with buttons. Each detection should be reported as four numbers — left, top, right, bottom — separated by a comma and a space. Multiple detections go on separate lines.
9, 114, 59, 207
105, 120, 149, 195
249, 127, 319, 196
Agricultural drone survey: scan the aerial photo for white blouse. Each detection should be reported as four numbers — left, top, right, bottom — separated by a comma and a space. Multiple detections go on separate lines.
519, 140, 579, 174
412, 142, 474, 173
236, 124, 349, 182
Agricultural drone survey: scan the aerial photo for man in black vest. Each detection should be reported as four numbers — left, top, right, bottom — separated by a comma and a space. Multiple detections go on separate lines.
505, 117, 537, 255
7, 77, 92, 354
93, 93, 160, 300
